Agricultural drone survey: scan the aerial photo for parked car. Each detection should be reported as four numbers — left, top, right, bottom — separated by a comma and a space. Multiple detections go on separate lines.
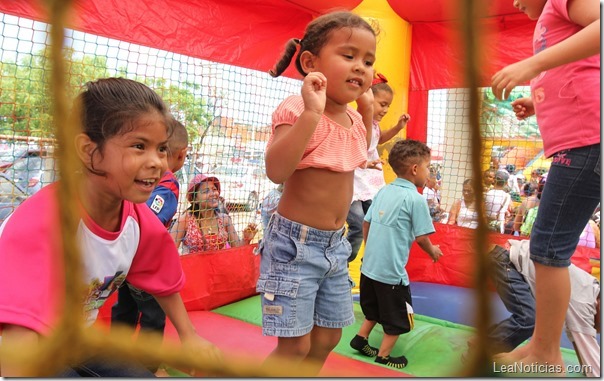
0, 173, 28, 224
2, 155, 58, 195
208, 164, 274, 211
0, 147, 49, 171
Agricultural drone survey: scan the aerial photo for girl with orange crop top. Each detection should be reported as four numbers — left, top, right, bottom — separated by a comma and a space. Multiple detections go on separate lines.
256, 11, 376, 375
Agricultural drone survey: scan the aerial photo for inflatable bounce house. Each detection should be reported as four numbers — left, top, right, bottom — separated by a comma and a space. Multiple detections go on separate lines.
0, 0, 599, 377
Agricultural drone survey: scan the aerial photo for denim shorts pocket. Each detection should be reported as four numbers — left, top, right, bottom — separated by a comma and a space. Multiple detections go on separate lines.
256, 276, 299, 329
257, 276, 299, 297
348, 274, 356, 289
266, 230, 303, 264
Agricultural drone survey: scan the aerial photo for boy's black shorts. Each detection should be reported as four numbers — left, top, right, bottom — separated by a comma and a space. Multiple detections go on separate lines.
359, 273, 414, 335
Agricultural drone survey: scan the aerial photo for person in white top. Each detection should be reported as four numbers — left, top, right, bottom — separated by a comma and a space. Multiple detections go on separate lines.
346, 73, 410, 262
487, 240, 600, 377
484, 170, 512, 233
447, 178, 478, 229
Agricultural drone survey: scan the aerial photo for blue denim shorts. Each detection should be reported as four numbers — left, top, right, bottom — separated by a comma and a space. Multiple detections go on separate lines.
256, 212, 355, 337
530, 144, 600, 267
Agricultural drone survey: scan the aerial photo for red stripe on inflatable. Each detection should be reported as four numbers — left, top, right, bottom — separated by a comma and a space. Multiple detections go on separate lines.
406, 224, 597, 288
164, 310, 411, 377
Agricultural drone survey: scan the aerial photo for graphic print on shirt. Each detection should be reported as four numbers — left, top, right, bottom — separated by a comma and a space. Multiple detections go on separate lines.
150, 194, 165, 213
534, 23, 547, 53
84, 271, 127, 314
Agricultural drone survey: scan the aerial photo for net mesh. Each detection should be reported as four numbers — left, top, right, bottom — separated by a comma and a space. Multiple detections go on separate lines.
0, 5, 573, 377
0, 11, 302, 245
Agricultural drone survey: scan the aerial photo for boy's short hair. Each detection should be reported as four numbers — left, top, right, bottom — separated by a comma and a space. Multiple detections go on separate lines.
388, 139, 431, 176
495, 170, 509, 185
168, 117, 189, 155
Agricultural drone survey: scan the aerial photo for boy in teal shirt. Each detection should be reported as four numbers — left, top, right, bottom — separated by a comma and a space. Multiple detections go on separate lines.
350, 139, 443, 369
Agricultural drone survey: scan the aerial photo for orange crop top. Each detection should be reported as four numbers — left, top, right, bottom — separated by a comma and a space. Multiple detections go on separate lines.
268, 95, 367, 172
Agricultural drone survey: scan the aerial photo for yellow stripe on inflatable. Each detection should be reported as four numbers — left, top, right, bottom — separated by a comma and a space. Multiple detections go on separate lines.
349, 0, 411, 292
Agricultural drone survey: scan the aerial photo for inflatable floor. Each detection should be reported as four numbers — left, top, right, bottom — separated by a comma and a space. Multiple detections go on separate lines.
161, 293, 586, 378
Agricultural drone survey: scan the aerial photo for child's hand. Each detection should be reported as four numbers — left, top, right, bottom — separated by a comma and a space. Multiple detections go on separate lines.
301, 72, 327, 115
395, 114, 411, 129
491, 59, 541, 100
511, 97, 535, 120
356, 87, 374, 114
366, 159, 383, 170
430, 245, 443, 262
243, 223, 258, 241
181, 335, 223, 372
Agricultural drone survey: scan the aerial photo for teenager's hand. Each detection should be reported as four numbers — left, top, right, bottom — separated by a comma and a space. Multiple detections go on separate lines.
511, 97, 535, 120
491, 59, 541, 100
301, 72, 327, 115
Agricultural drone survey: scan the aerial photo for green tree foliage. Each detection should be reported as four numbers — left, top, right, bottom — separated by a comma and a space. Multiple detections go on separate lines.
143, 77, 213, 143
0, 47, 110, 138
1, 48, 214, 142
480, 88, 540, 139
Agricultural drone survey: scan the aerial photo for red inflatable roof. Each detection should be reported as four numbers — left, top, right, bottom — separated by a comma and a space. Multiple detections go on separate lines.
388, 0, 522, 23
0, 0, 533, 89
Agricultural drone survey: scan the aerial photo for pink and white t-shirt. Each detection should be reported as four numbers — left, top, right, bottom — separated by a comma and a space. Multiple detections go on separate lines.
531, 0, 600, 157
0, 183, 185, 335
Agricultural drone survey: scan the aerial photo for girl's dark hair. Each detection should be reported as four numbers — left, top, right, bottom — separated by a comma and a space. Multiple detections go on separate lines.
388, 139, 431, 176
269, 11, 376, 78
537, 177, 546, 200
371, 82, 392, 95
77, 78, 169, 174
523, 182, 537, 197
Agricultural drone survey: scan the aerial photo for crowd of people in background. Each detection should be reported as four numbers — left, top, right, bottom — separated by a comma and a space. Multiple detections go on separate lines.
436, 157, 600, 251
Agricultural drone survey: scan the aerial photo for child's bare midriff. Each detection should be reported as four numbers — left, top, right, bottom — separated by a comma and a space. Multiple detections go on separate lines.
277, 167, 354, 230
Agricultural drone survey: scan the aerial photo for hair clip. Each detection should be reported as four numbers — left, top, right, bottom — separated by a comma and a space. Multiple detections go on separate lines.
372, 73, 388, 86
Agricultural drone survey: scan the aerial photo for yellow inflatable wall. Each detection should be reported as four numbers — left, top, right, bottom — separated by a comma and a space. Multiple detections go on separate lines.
349, 0, 411, 292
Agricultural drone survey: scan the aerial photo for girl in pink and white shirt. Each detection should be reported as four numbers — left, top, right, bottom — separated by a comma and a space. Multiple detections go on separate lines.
0, 78, 220, 376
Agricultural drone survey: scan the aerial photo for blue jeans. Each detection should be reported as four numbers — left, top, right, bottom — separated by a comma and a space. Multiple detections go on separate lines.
487, 245, 535, 352
345, 199, 372, 262
111, 283, 166, 334
530, 144, 600, 267
256, 212, 355, 337
111, 283, 166, 371
55, 357, 155, 377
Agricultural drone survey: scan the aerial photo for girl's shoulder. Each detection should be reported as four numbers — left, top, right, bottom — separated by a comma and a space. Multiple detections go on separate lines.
215, 211, 232, 223
130, 201, 171, 233
0, 182, 60, 238
272, 95, 305, 128
274, 95, 304, 114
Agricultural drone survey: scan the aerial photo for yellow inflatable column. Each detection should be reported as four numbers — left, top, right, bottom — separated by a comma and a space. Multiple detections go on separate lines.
349, 0, 412, 293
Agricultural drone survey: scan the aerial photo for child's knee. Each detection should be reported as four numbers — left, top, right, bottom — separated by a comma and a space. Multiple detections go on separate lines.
276, 336, 312, 358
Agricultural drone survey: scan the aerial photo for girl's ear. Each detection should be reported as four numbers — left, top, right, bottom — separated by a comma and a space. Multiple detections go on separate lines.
74, 133, 97, 167
299, 50, 316, 74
